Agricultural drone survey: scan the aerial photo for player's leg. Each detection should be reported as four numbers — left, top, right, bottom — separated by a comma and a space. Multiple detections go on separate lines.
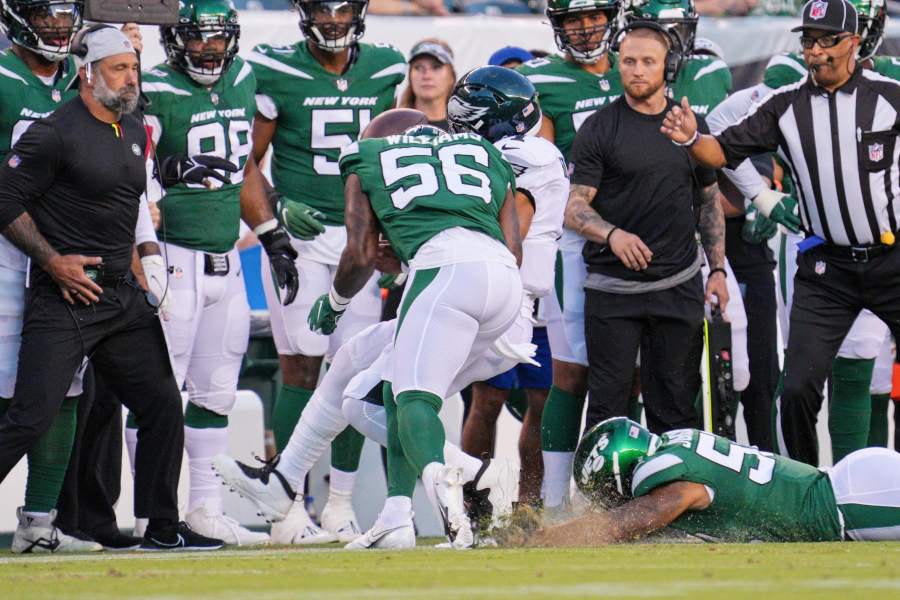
868, 335, 894, 447
829, 447, 900, 540
461, 380, 510, 460
517, 327, 552, 506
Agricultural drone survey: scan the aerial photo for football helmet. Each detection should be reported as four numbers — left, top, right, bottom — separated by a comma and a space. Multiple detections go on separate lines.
447, 66, 541, 143
622, 0, 698, 58
546, 0, 620, 65
850, 0, 886, 61
294, 0, 367, 53
161, 0, 239, 86
0, 0, 83, 62
573, 417, 660, 508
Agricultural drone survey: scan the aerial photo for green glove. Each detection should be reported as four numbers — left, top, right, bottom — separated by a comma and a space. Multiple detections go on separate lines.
377, 272, 408, 290
307, 293, 347, 335
278, 197, 326, 241
753, 189, 801, 234
741, 205, 778, 244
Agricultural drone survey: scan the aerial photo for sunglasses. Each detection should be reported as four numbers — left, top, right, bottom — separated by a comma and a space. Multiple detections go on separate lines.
800, 33, 853, 49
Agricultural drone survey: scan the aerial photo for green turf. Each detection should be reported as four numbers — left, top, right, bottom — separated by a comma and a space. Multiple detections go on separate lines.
0, 542, 898, 599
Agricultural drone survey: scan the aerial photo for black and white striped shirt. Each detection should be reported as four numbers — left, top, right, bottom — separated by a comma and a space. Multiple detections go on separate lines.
717, 67, 900, 247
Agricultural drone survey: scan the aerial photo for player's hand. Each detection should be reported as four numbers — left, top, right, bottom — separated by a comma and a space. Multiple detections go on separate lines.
121, 22, 143, 54
377, 272, 407, 290
140, 254, 171, 320
47, 254, 104, 305
374, 239, 403, 274
277, 197, 326, 241
307, 293, 347, 335
158, 153, 238, 188
741, 205, 778, 244
705, 269, 729, 313
660, 97, 699, 145
259, 226, 299, 306
608, 228, 653, 271
752, 189, 801, 234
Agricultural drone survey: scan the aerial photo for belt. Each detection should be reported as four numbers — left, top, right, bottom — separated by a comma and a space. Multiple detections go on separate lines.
204, 253, 230, 276
84, 267, 133, 288
821, 243, 895, 263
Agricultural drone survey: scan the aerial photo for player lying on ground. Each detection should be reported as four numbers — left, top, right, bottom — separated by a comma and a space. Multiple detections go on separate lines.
496, 416, 900, 546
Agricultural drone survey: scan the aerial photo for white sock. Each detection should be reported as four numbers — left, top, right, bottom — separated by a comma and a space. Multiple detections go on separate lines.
542, 451, 574, 508
379, 496, 413, 528
328, 467, 356, 497
125, 426, 138, 477
278, 391, 348, 491
22, 511, 50, 519
185, 426, 228, 513
443, 442, 483, 483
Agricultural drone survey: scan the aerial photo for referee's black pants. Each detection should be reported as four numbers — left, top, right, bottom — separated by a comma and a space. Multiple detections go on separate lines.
779, 245, 900, 465
0, 275, 183, 521
584, 274, 704, 434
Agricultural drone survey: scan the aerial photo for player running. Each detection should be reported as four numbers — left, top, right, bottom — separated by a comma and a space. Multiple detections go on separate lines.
246, 0, 406, 544
140, 0, 311, 546
498, 416, 900, 545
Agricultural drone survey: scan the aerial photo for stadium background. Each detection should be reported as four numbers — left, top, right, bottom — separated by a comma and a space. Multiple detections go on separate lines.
0, 13, 896, 536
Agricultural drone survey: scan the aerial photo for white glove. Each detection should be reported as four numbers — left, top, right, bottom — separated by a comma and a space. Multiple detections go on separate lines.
141, 254, 171, 320
490, 332, 540, 367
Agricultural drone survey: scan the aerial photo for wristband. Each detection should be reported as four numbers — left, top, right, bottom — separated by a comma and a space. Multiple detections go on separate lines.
253, 218, 279, 236
708, 267, 727, 279
328, 286, 351, 312
672, 130, 700, 148
606, 226, 619, 245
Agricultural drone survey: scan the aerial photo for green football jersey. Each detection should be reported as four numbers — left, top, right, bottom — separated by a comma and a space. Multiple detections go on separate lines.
517, 54, 622, 162
671, 55, 732, 117
142, 57, 257, 254
249, 41, 406, 226
338, 132, 515, 263
764, 52, 900, 89
631, 429, 842, 542
0, 50, 78, 160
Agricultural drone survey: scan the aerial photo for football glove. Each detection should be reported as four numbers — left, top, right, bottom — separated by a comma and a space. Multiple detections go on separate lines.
741, 205, 778, 244
308, 292, 348, 335
377, 272, 408, 290
158, 153, 238, 188
259, 226, 299, 306
277, 196, 326, 241
752, 188, 801, 234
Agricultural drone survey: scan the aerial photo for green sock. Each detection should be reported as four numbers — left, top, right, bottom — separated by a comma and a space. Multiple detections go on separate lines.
540, 386, 585, 452
396, 390, 445, 473
184, 401, 228, 428
24, 396, 78, 513
627, 394, 643, 423
331, 426, 365, 472
273, 384, 314, 453
868, 393, 891, 448
829, 357, 875, 463
384, 384, 418, 498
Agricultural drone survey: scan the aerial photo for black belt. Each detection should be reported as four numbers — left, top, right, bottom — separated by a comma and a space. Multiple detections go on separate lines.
821, 243, 895, 263
204, 253, 230, 276
84, 266, 133, 288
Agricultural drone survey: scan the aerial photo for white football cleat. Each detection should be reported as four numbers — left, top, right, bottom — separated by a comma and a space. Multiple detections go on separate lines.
11, 508, 102, 554
463, 457, 519, 532
270, 501, 337, 545
321, 492, 362, 543
423, 464, 474, 549
212, 454, 295, 522
345, 515, 415, 550
185, 502, 269, 546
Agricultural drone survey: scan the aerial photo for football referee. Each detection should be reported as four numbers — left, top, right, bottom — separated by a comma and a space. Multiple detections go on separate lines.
661, 0, 900, 465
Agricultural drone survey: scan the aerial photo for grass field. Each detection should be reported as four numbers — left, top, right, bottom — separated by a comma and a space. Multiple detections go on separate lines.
0, 541, 898, 599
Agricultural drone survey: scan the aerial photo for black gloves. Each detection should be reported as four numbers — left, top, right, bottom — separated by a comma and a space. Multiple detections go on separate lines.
258, 226, 299, 306
158, 153, 238, 188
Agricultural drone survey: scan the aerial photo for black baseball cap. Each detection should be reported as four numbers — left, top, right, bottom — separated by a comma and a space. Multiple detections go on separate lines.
791, 0, 858, 34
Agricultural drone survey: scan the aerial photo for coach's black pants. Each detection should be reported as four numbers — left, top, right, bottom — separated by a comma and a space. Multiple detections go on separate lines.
0, 275, 183, 521
584, 274, 704, 434
726, 218, 779, 451
779, 245, 900, 465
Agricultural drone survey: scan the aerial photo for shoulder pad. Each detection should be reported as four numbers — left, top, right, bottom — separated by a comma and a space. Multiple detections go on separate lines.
494, 135, 563, 172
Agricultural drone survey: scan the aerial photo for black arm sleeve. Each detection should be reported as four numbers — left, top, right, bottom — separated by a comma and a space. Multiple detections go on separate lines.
694, 116, 717, 187
714, 91, 786, 169
0, 122, 61, 230
569, 111, 606, 188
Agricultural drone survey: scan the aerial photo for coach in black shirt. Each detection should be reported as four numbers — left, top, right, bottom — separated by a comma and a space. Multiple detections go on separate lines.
566, 23, 728, 434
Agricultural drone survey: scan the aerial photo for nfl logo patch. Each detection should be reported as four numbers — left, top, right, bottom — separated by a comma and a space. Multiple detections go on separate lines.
210, 92, 219, 105
7, 154, 20, 168
51, 89, 61, 102
600, 79, 610, 91
869, 143, 884, 162
810, 0, 827, 19
815, 260, 826, 275
336, 79, 349, 92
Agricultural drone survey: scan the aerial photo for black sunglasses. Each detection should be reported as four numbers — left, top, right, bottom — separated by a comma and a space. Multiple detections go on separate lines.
800, 33, 853, 49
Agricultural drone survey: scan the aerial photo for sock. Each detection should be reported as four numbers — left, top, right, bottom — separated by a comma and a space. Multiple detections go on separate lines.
24, 396, 78, 513
829, 357, 876, 463
443, 441, 483, 483
184, 402, 229, 513
379, 496, 413, 528
278, 390, 348, 491
540, 386, 583, 508
396, 390, 445, 473
541, 452, 573, 508
330, 426, 364, 472
22, 510, 51, 519
273, 384, 314, 453
342, 396, 389, 446
384, 384, 418, 498
328, 467, 356, 496
869, 393, 891, 447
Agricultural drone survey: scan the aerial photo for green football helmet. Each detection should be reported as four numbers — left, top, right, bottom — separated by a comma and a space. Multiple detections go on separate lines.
573, 417, 660, 508
447, 66, 541, 143
161, 0, 239, 86
546, 0, 620, 65
622, 0, 698, 57
850, 0, 886, 61
0, 0, 83, 62
403, 124, 445, 137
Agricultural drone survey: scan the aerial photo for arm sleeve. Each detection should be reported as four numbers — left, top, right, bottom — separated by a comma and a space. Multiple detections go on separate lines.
722, 160, 771, 201
715, 93, 784, 168
134, 193, 158, 245
0, 121, 62, 230
568, 112, 605, 188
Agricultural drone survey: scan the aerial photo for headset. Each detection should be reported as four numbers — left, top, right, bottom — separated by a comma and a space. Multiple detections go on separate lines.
610, 20, 683, 85
70, 23, 117, 84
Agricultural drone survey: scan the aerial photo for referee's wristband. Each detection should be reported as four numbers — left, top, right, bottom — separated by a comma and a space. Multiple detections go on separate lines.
708, 267, 727, 279
672, 130, 701, 148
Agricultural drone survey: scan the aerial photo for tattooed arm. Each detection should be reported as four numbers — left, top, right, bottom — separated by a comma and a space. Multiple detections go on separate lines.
698, 181, 729, 310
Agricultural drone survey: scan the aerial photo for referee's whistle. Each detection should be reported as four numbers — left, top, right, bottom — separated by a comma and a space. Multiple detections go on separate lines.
881, 231, 896, 246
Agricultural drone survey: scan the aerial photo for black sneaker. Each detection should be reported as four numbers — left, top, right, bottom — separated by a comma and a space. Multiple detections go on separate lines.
139, 521, 224, 551
93, 530, 143, 551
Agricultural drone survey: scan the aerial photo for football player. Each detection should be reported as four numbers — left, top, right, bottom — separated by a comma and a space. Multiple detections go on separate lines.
246, 0, 406, 543
138, 0, 312, 546
499, 416, 900, 545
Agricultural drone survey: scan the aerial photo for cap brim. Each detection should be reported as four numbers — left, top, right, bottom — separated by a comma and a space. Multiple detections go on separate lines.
790, 23, 848, 32
410, 51, 451, 64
